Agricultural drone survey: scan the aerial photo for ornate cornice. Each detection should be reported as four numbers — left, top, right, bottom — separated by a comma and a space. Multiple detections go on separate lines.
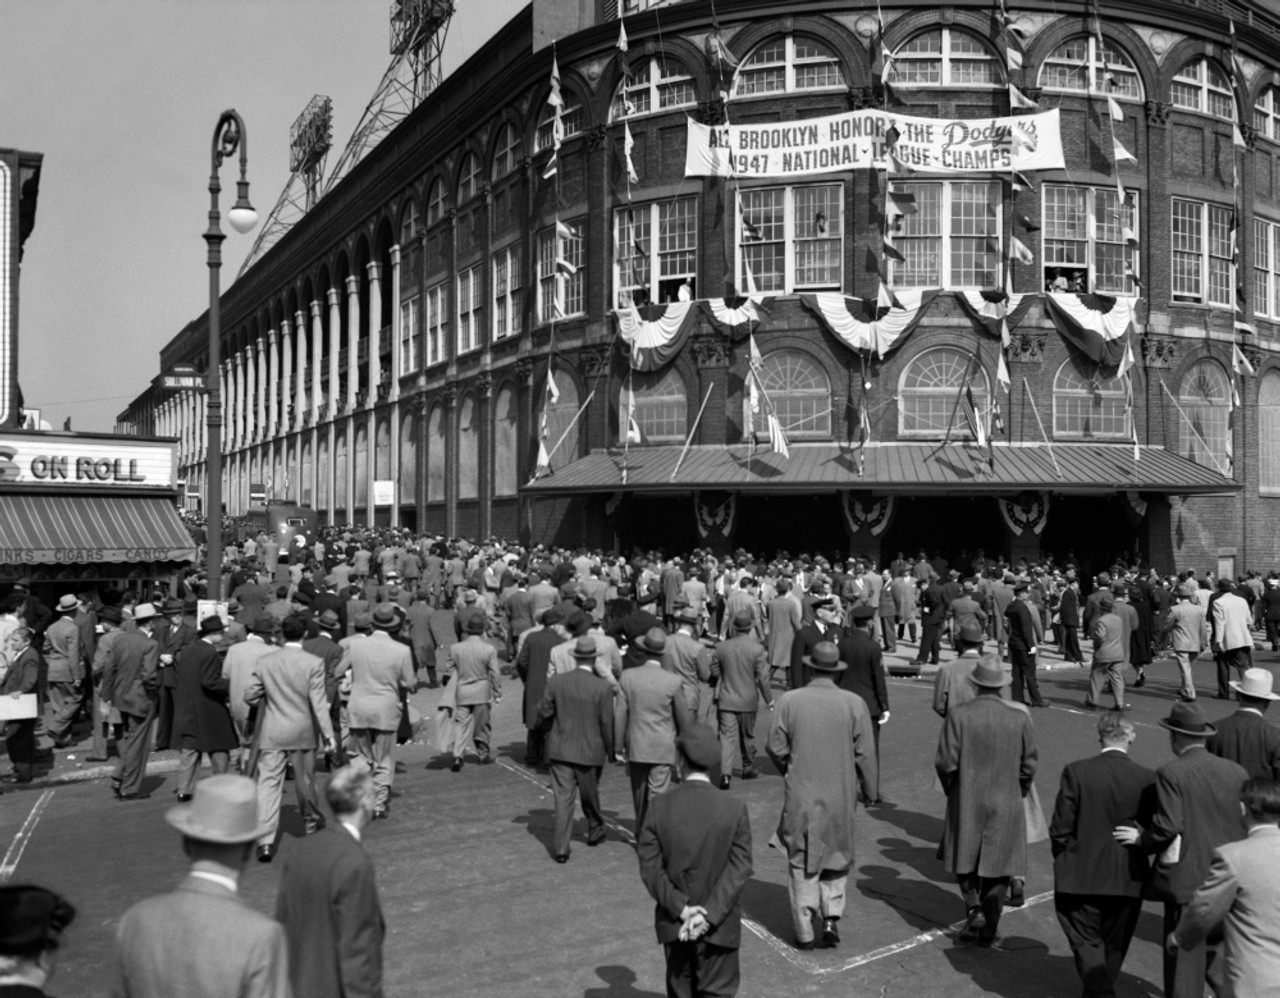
513, 357, 535, 383
440, 382, 457, 407
1141, 334, 1177, 369
1144, 100, 1172, 127
1242, 123, 1260, 151
579, 346, 612, 378
585, 124, 609, 151
475, 371, 492, 398
690, 334, 730, 368
1009, 331, 1047, 363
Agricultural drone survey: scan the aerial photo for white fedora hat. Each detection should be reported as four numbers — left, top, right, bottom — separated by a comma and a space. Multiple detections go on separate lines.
1229, 667, 1280, 701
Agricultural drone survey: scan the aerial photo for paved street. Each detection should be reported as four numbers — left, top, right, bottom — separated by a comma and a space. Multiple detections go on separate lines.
4, 644, 1271, 998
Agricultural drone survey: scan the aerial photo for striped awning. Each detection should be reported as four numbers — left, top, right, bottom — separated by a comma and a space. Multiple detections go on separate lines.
0, 494, 197, 565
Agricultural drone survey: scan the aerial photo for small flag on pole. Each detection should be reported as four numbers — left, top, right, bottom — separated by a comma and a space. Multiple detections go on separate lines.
624, 121, 639, 184
1233, 342, 1256, 377
617, 20, 628, 53
1113, 137, 1137, 164
542, 54, 564, 179
1010, 236, 1034, 265
556, 220, 579, 240
1005, 46, 1023, 71
1107, 94, 1126, 122
766, 409, 790, 459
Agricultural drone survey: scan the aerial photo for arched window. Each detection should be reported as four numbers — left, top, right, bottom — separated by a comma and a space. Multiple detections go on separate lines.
542, 369, 581, 466
375, 417, 391, 480
494, 385, 519, 496
1178, 359, 1232, 471
457, 152, 481, 203
301, 440, 313, 506
536, 94, 583, 152
400, 199, 419, 245
624, 367, 687, 444
1254, 86, 1280, 142
399, 411, 417, 503
1052, 356, 1130, 438
751, 350, 831, 438
889, 29, 998, 88
899, 346, 989, 438
332, 432, 347, 507
1260, 370, 1280, 492
426, 177, 448, 226
316, 437, 330, 511
1038, 35, 1142, 100
354, 423, 369, 509
426, 405, 445, 501
458, 395, 479, 499
734, 34, 845, 97
1171, 57, 1235, 120
609, 56, 697, 120
492, 123, 522, 179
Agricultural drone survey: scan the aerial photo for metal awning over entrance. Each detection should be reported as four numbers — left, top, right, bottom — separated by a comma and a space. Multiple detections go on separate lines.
0, 494, 198, 565
522, 443, 1240, 497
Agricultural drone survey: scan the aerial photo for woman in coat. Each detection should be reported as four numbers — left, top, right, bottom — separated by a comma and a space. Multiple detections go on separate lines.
1128, 585, 1154, 686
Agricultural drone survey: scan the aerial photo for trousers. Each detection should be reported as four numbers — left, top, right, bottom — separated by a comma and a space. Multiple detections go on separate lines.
1088, 661, 1125, 707
256, 748, 323, 845
787, 859, 847, 943
1215, 646, 1252, 698
958, 873, 1008, 944
452, 703, 492, 761
176, 748, 230, 795
548, 759, 604, 857
1062, 625, 1083, 664
917, 621, 942, 664
1010, 646, 1043, 705
349, 728, 397, 807
4, 719, 37, 781
717, 710, 757, 776
114, 706, 156, 796
1054, 894, 1143, 998
663, 941, 740, 998
45, 681, 83, 741
1162, 901, 1224, 998
1172, 650, 1197, 700
627, 761, 673, 831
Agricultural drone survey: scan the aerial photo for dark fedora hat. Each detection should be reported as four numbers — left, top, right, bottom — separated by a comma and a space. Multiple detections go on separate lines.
731, 610, 754, 632
250, 615, 277, 636
970, 659, 1010, 688
198, 615, 224, 635
803, 641, 845, 672
372, 605, 399, 630
1159, 701, 1216, 737
639, 627, 667, 655
316, 609, 341, 631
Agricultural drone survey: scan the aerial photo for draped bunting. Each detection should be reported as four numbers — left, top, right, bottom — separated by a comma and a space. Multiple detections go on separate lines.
840, 494, 895, 536
1042, 292, 1135, 367
799, 289, 939, 357
700, 296, 768, 341
694, 491, 736, 543
955, 290, 1034, 342
613, 301, 699, 371
998, 495, 1051, 536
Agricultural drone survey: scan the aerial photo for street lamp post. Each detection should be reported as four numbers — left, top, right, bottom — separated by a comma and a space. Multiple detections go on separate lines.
204, 109, 257, 601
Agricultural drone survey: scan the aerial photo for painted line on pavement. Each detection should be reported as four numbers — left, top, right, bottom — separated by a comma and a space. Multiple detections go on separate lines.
742, 916, 814, 970
0, 789, 54, 884
495, 757, 636, 845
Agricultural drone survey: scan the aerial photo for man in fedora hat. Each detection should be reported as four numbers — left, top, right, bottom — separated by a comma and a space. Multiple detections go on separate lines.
515, 605, 568, 770
711, 612, 773, 791
1, 628, 42, 787
663, 606, 714, 725
949, 580, 988, 649
1113, 700, 1248, 998
41, 595, 84, 749
445, 612, 503, 772
1087, 593, 1131, 712
0, 883, 76, 997
767, 641, 877, 950
87, 605, 127, 763
1159, 584, 1205, 703
790, 598, 844, 690
303, 609, 346, 768
100, 604, 161, 800
172, 616, 238, 802
222, 616, 277, 775
154, 598, 197, 752
637, 724, 753, 998
537, 635, 616, 863
936, 656, 1038, 946
1210, 579, 1254, 700
932, 620, 988, 719
110, 774, 290, 997
1007, 582, 1049, 709
837, 606, 889, 800
1207, 667, 1280, 780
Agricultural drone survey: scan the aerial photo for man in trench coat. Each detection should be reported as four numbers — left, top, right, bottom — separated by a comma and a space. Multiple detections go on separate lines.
766, 641, 877, 950
935, 658, 1038, 946
172, 616, 239, 800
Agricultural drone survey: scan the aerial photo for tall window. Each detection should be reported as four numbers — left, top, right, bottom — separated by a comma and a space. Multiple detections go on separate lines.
1178, 360, 1232, 472
537, 220, 585, 322
738, 184, 842, 293
610, 56, 697, 120
400, 199, 419, 246
1255, 219, 1280, 319
399, 411, 416, 504
614, 198, 698, 307
1260, 371, 1280, 492
1171, 58, 1235, 120
536, 98, 583, 151
899, 347, 988, 438
1038, 36, 1142, 99
493, 244, 523, 339
399, 296, 419, 374
492, 122, 522, 179
1171, 199, 1234, 306
456, 265, 482, 354
1042, 185, 1138, 293
889, 29, 998, 87
624, 367, 688, 444
457, 152, 481, 203
426, 405, 445, 501
458, 395, 479, 500
541, 370, 580, 466
1255, 87, 1280, 142
891, 181, 1000, 289
734, 35, 844, 97
425, 282, 447, 366
494, 385, 519, 497
1053, 356, 1130, 438
426, 178, 448, 225
751, 350, 831, 438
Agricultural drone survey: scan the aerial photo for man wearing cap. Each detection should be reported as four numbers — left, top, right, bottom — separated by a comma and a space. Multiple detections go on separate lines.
445, 614, 503, 771
172, 616, 238, 802
1113, 701, 1248, 998
915, 574, 948, 668
1207, 667, 1280, 780
0, 884, 76, 996
1087, 593, 1130, 712
767, 641, 877, 950
1007, 583, 1049, 709
932, 621, 988, 719
340, 606, 415, 818
616, 628, 692, 830
1059, 576, 1084, 666
837, 606, 889, 799
637, 725, 753, 998
936, 658, 1038, 946
222, 616, 278, 774
1160, 584, 1205, 703
1210, 579, 1254, 700
245, 615, 335, 860
110, 774, 290, 997
707, 613, 770, 791
537, 636, 616, 862
790, 599, 844, 691
100, 605, 162, 800
40, 596, 84, 749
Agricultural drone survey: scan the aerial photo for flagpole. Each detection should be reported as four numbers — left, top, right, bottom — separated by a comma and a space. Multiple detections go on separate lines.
671, 382, 714, 482
543, 391, 594, 468
1160, 380, 1231, 478
1022, 376, 1064, 479
623, 370, 633, 485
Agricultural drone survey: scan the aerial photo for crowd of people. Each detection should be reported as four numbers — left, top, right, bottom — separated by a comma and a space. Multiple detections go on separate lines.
2, 528, 1280, 998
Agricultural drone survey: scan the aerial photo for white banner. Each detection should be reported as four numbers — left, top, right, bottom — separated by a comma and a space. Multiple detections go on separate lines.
685, 108, 1063, 178
0, 432, 175, 489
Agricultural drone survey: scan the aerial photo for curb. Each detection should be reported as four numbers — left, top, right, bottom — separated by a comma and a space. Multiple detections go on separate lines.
5, 756, 182, 793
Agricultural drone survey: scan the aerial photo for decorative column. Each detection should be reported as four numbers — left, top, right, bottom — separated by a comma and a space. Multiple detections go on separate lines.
256, 337, 267, 441
389, 246, 402, 398
237, 350, 248, 450
367, 261, 382, 403
244, 343, 257, 445
345, 274, 360, 412
327, 288, 342, 419
267, 327, 279, 438
443, 382, 457, 538
477, 371, 492, 539
295, 308, 308, 433
310, 301, 324, 424
280, 318, 294, 438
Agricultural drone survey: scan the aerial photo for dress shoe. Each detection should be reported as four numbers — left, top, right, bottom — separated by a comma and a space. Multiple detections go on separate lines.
821, 918, 840, 947
85, 755, 109, 763
256, 844, 275, 863
1007, 878, 1025, 908
1031, 701, 1050, 708
719, 775, 731, 790
587, 830, 607, 847
450, 758, 464, 773
1116, 704, 1134, 712
795, 939, 816, 951
478, 755, 493, 765
554, 854, 570, 864
740, 767, 759, 780
0, 774, 32, 785
110, 778, 122, 798
957, 907, 986, 943
118, 792, 151, 801
176, 794, 193, 803
1133, 674, 1146, 688
372, 808, 387, 821
1081, 701, 1098, 710
1177, 696, 1197, 703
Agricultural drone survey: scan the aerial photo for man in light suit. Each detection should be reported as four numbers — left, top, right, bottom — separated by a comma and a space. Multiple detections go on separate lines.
41, 594, 83, 748
663, 607, 713, 725
1170, 777, 1280, 998
1211, 580, 1254, 699
616, 627, 692, 831
445, 614, 503, 771
637, 725, 753, 998
100, 604, 161, 800
223, 616, 278, 774
711, 612, 773, 790
276, 764, 385, 998
245, 614, 335, 861
338, 605, 415, 819
110, 774, 290, 998
537, 636, 615, 863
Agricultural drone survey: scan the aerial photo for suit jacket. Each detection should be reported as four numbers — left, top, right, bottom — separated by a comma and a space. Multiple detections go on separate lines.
1161, 601, 1205, 653
1050, 750, 1156, 896
445, 635, 502, 706
537, 666, 614, 767
1139, 745, 1249, 903
1005, 599, 1039, 650
615, 662, 691, 764
245, 645, 335, 751
661, 630, 712, 715
311, 592, 348, 638
1208, 708, 1280, 781
173, 639, 237, 753
1091, 612, 1125, 664
932, 652, 984, 718
516, 625, 564, 729
637, 779, 753, 949
1058, 587, 1081, 627
341, 632, 415, 731
42, 615, 82, 683
110, 874, 291, 998
790, 621, 844, 690
1212, 592, 1254, 652
301, 634, 345, 704
222, 636, 277, 727
0, 646, 40, 699
920, 582, 947, 625
101, 630, 160, 717
836, 631, 888, 716
711, 634, 771, 713
277, 825, 385, 998
1175, 825, 1280, 998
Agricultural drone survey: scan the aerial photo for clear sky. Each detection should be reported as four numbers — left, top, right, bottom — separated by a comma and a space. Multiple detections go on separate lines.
0, 0, 528, 432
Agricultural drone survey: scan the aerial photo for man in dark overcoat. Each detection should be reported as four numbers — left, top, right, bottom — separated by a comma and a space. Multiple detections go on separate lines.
915, 577, 947, 666
788, 599, 844, 690
836, 605, 888, 801
172, 615, 239, 801
515, 605, 567, 768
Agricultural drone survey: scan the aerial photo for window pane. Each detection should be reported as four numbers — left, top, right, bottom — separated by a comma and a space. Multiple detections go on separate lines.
900, 347, 987, 437
740, 188, 785, 292
752, 350, 831, 437
1171, 200, 1203, 299
793, 185, 842, 288
1053, 357, 1130, 438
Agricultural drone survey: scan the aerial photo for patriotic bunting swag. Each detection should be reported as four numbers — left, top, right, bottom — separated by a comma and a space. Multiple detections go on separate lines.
799, 290, 939, 358
998, 495, 1051, 536
700, 296, 768, 341
614, 301, 700, 371
840, 494, 895, 537
1042, 292, 1135, 366
694, 491, 736, 544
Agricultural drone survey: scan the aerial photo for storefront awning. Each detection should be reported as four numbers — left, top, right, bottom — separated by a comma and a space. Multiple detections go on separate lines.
522, 443, 1240, 497
0, 494, 198, 565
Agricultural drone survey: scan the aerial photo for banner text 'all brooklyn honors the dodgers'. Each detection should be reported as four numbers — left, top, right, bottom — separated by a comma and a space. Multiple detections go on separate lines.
684, 108, 1064, 178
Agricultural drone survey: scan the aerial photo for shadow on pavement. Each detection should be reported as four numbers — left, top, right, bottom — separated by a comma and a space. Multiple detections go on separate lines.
582, 965, 664, 998
513, 807, 559, 859
739, 878, 795, 943
942, 936, 1161, 998
867, 800, 946, 848
856, 862, 957, 933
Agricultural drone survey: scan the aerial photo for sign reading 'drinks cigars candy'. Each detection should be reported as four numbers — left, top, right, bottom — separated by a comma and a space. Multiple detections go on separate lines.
684, 108, 1064, 178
